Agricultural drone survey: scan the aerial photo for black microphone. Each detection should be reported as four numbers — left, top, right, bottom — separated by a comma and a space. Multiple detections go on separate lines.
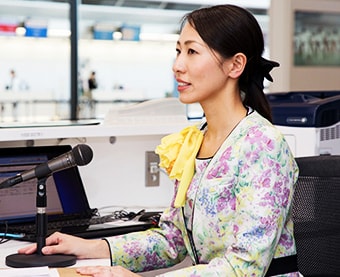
0, 144, 93, 189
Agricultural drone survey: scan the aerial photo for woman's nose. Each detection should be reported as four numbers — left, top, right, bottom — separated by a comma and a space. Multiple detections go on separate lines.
172, 57, 185, 73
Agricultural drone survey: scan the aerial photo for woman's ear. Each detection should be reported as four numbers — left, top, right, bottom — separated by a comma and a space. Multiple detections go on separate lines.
224, 53, 247, 79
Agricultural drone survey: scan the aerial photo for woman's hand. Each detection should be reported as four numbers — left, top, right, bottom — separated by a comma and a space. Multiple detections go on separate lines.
17, 232, 110, 259
76, 265, 141, 277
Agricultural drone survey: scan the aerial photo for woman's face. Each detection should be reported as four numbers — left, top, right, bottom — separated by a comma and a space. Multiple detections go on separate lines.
173, 22, 230, 104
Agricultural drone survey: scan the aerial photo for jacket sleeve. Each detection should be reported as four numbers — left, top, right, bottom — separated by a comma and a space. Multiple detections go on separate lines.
104, 185, 188, 272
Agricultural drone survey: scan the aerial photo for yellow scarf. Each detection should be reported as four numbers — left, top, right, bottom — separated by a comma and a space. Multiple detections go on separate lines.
155, 125, 203, 207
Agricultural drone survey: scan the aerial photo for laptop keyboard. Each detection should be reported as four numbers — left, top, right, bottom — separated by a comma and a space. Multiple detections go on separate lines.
7, 214, 115, 234
3, 210, 161, 241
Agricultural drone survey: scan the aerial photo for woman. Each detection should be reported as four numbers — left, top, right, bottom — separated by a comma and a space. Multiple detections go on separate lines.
19, 5, 299, 276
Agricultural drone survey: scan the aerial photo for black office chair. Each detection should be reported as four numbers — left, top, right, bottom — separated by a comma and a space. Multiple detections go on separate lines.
293, 155, 340, 277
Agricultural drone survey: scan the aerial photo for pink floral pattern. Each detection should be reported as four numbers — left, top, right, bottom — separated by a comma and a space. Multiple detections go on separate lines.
105, 111, 299, 277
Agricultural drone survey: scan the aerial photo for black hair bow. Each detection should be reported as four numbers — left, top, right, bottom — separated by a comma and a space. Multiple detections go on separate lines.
252, 57, 280, 90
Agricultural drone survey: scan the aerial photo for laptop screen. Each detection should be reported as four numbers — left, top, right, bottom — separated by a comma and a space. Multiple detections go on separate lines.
0, 145, 92, 224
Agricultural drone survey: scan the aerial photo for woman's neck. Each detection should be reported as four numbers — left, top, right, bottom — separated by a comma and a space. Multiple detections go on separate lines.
198, 99, 247, 158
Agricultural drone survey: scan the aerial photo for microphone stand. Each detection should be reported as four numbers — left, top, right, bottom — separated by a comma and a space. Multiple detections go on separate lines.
6, 176, 76, 268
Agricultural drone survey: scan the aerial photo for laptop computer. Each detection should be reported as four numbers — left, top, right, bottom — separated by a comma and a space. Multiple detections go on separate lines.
0, 144, 156, 242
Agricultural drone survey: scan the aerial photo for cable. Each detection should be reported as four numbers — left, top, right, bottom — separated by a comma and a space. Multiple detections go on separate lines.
0, 232, 25, 239
0, 221, 25, 244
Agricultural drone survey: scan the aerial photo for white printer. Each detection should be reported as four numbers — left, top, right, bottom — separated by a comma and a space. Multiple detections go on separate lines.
266, 91, 340, 157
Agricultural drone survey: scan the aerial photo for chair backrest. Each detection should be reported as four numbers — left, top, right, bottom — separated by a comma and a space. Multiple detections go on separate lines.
293, 155, 340, 276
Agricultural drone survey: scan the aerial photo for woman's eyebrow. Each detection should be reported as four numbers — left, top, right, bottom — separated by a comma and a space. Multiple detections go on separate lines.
177, 40, 203, 47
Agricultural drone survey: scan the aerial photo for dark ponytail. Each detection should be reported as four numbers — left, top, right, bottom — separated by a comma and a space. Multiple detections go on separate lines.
240, 57, 279, 122
182, 5, 279, 122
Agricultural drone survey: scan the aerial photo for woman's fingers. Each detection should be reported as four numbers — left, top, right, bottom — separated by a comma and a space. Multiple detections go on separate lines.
17, 232, 110, 260
17, 243, 37, 255
18, 232, 84, 257
42, 232, 86, 257
77, 266, 113, 277
76, 266, 140, 277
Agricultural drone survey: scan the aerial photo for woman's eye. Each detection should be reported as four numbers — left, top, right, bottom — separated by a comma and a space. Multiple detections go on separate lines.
188, 49, 197, 54
188, 49, 197, 55
175, 48, 197, 56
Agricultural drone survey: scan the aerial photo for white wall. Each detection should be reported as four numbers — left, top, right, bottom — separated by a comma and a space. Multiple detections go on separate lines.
77, 135, 175, 210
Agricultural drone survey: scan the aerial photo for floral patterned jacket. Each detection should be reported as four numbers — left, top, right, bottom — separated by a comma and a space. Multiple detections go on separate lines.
105, 111, 300, 277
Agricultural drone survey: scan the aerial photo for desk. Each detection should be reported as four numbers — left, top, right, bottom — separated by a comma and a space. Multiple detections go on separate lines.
57, 268, 80, 277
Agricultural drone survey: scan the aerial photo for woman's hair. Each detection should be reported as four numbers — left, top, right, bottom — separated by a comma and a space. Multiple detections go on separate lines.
181, 5, 279, 122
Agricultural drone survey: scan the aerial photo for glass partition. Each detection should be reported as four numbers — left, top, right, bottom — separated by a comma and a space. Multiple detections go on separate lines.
0, 0, 268, 124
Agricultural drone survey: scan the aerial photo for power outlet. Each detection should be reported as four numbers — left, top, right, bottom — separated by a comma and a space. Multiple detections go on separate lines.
145, 151, 160, 187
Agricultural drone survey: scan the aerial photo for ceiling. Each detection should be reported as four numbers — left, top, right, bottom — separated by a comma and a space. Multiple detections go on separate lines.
48, 0, 206, 11
0, 0, 269, 37
46, 0, 269, 12
0, 0, 269, 23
